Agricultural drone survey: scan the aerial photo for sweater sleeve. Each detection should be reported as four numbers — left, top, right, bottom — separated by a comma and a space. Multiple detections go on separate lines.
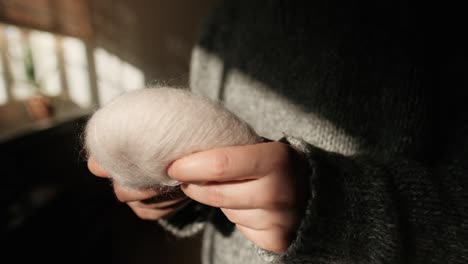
259, 135, 468, 264
157, 200, 213, 238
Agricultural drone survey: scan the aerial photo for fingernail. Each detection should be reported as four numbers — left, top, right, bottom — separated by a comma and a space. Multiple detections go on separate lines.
169, 157, 199, 176
167, 163, 175, 177
167, 159, 183, 177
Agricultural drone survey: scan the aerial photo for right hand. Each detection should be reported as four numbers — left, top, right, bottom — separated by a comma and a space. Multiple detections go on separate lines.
87, 156, 189, 220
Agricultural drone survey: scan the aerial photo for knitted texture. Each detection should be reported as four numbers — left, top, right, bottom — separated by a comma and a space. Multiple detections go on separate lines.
160, 1, 468, 263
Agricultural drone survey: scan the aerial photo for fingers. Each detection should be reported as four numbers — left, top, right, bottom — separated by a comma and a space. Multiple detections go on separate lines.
128, 198, 191, 221
235, 224, 291, 254
169, 142, 290, 183
129, 205, 176, 220
221, 208, 296, 231
128, 196, 188, 210
113, 182, 161, 202
126, 194, 190, 221
180, 171, 296, 209
180, 176, 294, 209
87, 156, 110, 178
87, 155, 191, 222
180, 181, 259, 209
140, 186, 186, 204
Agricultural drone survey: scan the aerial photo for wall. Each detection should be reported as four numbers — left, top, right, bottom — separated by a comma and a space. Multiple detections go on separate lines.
0, 0, 220, 86
90, 0, 220, 86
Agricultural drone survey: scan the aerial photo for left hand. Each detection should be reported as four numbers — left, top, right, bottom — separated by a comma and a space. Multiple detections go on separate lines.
168, 141, 309, 253
88, 156, 189, 221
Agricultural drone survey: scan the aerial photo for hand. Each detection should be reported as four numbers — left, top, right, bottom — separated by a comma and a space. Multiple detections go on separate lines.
168, 142, 309, 253
87, 157, 189, 220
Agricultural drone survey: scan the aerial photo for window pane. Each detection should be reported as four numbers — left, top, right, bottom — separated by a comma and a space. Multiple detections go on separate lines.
95, 47, 121, 84
98, 79, 124, 105
63, 36, 91, 107
0, 49, 6, 104
63, 37, 87, 66
28, 30, 60, 96
40, 71, 61, 96
5, 25, 24, 59
121, 62, 144, 91
67, 67, 91, 107
12, 81, 35, 100
0, 75, 7, 104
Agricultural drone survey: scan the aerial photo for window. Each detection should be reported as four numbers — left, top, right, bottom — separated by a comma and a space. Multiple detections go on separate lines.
94, 47, 144, 105
0, 22, 145, 108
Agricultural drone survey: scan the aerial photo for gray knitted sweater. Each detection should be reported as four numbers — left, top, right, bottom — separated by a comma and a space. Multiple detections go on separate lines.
159, 1, 468, 263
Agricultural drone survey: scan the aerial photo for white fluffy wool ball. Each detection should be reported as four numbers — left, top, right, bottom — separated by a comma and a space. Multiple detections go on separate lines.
85, 87, 261, 189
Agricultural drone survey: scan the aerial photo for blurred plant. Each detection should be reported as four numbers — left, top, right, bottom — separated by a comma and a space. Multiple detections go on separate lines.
23, 42, 43, 96
23, 41, 53, 119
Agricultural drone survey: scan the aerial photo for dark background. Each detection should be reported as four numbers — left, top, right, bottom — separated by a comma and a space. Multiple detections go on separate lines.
0, 0, 219, 263
0, 115, 203, 263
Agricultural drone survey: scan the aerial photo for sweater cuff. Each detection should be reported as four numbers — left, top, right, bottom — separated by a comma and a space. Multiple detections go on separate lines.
157, 200, 213, 238
256, 135, 319, 263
